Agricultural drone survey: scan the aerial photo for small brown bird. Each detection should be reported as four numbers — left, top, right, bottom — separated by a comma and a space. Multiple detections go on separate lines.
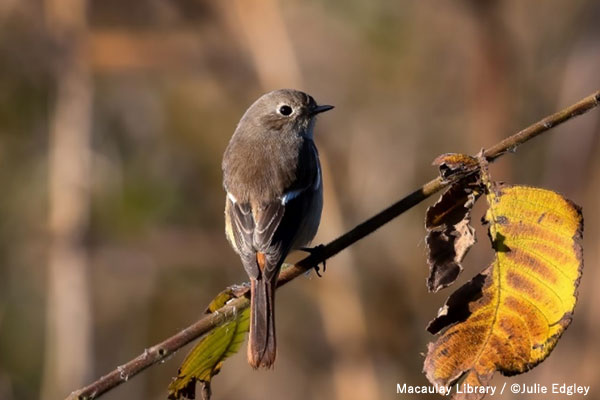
222, 89, 333, 368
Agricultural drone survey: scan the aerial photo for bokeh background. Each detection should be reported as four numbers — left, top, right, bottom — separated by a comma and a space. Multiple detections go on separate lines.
1, 1, 600, 399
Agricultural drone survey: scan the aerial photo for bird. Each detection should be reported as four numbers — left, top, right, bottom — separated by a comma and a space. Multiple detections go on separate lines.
222, 89, 333, 368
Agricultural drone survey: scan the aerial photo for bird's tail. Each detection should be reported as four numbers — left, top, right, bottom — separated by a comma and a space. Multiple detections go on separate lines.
248, 277, 276, 368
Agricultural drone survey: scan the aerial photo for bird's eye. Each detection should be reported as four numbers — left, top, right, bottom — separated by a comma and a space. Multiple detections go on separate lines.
278, 105, 293, 116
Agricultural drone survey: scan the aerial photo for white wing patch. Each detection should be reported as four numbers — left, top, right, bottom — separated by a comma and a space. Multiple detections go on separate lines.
280, 148, 321, 205
280, 189, 304, 205
227, 192, 237, 204
280, 143, 321, 205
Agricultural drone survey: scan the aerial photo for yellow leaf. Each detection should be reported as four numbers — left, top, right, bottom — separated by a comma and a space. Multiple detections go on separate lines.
168, 287, 250, 400
424, 185, 583, 399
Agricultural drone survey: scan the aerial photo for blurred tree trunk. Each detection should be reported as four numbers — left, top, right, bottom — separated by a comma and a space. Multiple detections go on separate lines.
41, 1, 94, 399
466, 0, 512, 180
225, 0, 302, 90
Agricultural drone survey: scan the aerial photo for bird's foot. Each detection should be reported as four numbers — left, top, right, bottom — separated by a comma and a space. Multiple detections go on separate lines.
300, 244, 327, 277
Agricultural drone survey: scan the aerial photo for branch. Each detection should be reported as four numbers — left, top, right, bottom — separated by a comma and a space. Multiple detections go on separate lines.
67, 90, 600, 400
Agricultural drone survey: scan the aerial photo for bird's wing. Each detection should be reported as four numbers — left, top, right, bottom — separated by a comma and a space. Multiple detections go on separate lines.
252, 201, 286, 279
226, 139, 321, 281
254, 140, 322, 279
227, 198, 286, 280
227, 199, 259, 278
280, 139, 321, 205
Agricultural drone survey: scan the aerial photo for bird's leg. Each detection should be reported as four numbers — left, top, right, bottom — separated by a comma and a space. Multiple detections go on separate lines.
299, 244, 327, 277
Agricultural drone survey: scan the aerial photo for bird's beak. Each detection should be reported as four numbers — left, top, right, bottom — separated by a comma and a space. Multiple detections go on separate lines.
311, 104, 334, 115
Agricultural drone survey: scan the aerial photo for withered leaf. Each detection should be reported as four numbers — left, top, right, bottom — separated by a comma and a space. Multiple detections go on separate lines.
425, 175, 482, 292
424, 184, 583, 400
432, 153, 480, 182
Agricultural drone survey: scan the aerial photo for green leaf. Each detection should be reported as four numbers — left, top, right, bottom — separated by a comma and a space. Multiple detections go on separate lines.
168, 287, 250, 400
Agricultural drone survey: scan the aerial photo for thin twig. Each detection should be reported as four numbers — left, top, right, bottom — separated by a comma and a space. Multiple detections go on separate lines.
67, 90, 600, 400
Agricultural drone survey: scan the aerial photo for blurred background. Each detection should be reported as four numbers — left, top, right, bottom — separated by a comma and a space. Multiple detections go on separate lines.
1, 0, 599, 399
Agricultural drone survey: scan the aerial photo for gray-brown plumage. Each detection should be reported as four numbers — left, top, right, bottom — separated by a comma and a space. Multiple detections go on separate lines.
222, 89, 333, 368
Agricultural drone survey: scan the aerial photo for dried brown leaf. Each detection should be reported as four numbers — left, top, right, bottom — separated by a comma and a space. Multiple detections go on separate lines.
425, 176, 481, 292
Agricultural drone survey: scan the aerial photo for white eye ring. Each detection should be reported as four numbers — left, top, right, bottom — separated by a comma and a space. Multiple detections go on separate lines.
278, 104, 293, 116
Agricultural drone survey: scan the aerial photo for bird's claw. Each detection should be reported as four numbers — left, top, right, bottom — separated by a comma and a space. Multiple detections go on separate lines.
300, 244, 327, 277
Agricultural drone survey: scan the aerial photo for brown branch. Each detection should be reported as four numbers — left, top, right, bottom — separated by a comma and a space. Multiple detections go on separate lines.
67, 90, 600, 400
